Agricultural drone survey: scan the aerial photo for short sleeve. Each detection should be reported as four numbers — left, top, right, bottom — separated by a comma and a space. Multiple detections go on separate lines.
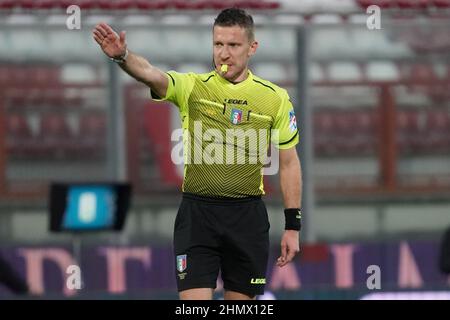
150, 71, 196, 113
272, 91, 299, 150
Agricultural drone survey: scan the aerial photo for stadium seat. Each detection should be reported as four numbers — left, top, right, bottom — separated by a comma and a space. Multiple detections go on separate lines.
77, 113, 107, 157
0, 0, 15, 10
426, 110, 450, 153
397, 110, 420, 131
253, 63, 286, 83
6, 114, 32, 145
366, 62, 399, 81
135, 0, 170, 10
164, 30, 210, 60
313, 109, 379, 157
177, 63, 209, 74
61, 64, 96, 83
37, 113, 74, 158
356, 0, 395, 9
433, 0, 450, 8
114, 0, 136, 10
397, 109, 434, 154
310, 63, 325, 82
352, 111, 377, 155
313, 111, 337, 156
310, 30, 350, 60
410, 64, 435, 80
79, 113, 106, 137
17, 0, 34, 9
329, 62, 362, 81
79, 0, 99, 9
0, 65, 9, 84
9, 30, 47, 59
396, 0, 430, 9
35, 0, 57, 9
2, 0, 281, 10
5, 113, 35, 157
6, 114, 31, 138
427, 110, 450, 130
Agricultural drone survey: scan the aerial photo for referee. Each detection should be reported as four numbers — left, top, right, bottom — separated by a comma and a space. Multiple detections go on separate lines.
93, 8, 302, 300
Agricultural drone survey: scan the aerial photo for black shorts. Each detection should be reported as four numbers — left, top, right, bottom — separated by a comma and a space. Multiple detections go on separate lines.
173, 193, 270, 297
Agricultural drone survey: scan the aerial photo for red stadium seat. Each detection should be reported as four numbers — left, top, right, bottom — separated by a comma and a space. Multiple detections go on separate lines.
397, 110, 437, 154
427, 110, 450, 130
38, 114, 73, 157
2, 0, 281, 11
314, 112, 334, 132
396, 0, 430, 9
0, 0, 15, 10
410, 64, 435, 80
57, 0, 73, 9
351, 111, 377, 155
397, 110, 420, 131
135, 0, 170, 10
77, 113, 107, 157
206, 0, 228, 10
335, 112, 353, 133
313, 110, 377, 157
172, 0, 190, 9
40, 114, 72, 136
79, 113, 106, 137
17, 0, 34, 9
426, 110, 450, 152
91, 0, 111, 10
6, 114, 32, 139
433, 0, 450, 8
35, 0, 57, 9
189, 0, 209, 10
356, 0, 393, 9
0, 66, 10, 84
5, 114, 33, 157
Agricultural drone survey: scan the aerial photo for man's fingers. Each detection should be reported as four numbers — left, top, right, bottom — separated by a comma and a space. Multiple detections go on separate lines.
100, 22, 115, 35
119, 31, 126, 45
93, 30, 103, 40
93, 34, 102, 45
277, 243, 287, 266
277, 258, 287, 267
277, 246, 298, 267
286, 248, 296, 263
280, 243, 287, 260
93, 30, 105, 45
96, 23, 110, 37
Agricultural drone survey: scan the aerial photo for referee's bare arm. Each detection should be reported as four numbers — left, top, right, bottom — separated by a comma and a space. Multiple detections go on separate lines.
277, 147, 302, 267
92, 22, 168, 98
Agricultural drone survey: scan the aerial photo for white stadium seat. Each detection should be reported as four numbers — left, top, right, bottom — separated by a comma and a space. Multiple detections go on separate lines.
367, 61, 399, 81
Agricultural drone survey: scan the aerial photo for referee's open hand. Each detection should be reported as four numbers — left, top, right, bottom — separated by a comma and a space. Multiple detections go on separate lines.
92, 22, 127, 60
277, 230, 300, 267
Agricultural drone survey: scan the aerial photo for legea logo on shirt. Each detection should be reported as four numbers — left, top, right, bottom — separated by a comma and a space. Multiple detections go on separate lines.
224, 98, 248, 105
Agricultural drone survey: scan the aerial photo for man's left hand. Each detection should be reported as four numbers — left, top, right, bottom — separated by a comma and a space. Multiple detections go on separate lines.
276, 230, 300, 267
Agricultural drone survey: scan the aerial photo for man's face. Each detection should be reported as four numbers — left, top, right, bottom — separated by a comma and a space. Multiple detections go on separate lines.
213, 25, 258, 82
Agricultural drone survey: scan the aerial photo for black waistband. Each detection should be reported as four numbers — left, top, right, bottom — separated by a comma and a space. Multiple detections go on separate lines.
182, 192, 261, 205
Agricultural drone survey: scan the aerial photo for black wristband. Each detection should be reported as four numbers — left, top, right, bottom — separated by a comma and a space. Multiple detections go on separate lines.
284, 208, 302, 231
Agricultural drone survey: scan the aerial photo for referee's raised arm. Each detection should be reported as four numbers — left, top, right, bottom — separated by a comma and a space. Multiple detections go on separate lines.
92, 22, 168, 98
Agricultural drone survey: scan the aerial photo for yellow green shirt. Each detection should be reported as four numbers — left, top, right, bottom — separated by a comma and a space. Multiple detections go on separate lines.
152, 70, 299, 198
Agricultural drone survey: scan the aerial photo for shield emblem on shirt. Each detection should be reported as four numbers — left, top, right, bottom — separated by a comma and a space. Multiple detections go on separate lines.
289, 110, 297, 132
176, 254, 187, 272
230, 108, 243, 125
